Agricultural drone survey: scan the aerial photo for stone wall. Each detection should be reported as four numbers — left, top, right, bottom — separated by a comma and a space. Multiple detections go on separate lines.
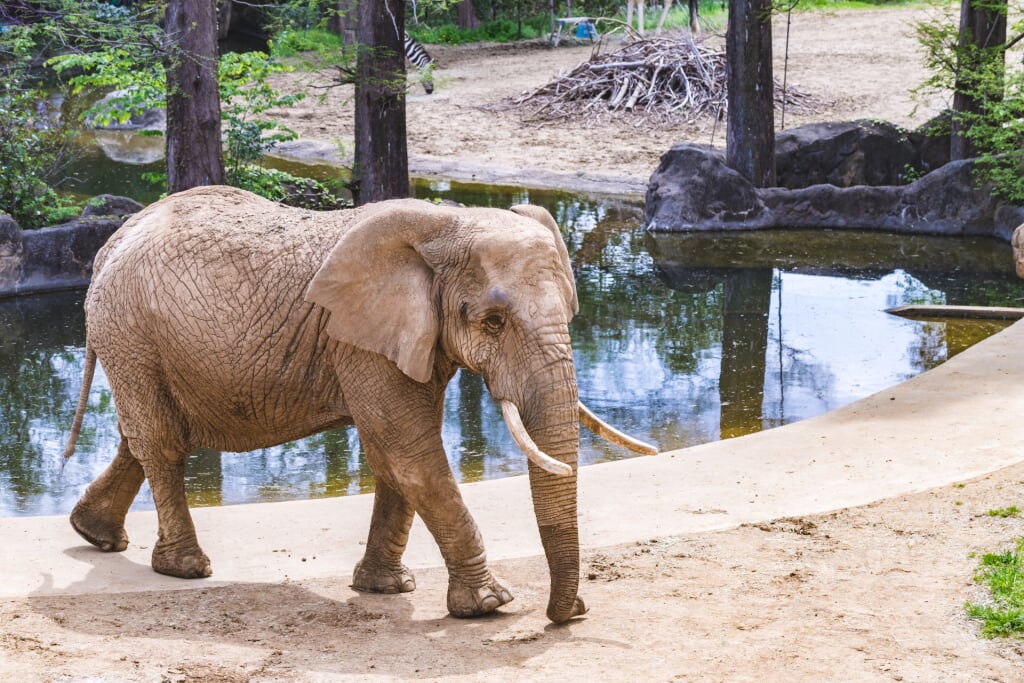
645, 140, 1024, 242
0, 196, 142, 299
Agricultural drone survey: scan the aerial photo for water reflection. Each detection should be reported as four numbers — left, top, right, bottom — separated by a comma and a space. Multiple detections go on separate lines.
2, 185, 1023, 516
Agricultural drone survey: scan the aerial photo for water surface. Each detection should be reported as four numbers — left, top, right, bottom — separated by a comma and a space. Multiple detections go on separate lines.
2, 182, 1022, 516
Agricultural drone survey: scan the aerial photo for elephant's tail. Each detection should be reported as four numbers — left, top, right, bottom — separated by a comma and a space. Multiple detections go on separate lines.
62, 346, 97, 464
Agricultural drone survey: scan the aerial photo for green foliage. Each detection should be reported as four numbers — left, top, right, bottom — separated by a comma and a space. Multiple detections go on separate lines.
50, 48, 166, 127
914, 0, 1024, 203
271, 27, 344, 57
407, 17, 549, 44
0, 24, 82, 229
219, 51, 306, 177
966, 537, 1024, 638
988, 506, 1022, 518
49, 29, 322, 205
228, 165, 349, 211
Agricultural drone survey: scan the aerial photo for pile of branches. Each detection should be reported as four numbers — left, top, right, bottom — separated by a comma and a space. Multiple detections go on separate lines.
508, 36, 819, 126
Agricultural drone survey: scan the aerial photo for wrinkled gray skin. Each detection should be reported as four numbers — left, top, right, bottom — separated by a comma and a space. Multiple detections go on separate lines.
66, 186, 586, 623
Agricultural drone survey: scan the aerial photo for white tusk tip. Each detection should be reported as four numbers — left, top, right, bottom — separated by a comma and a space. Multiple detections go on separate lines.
544, 460, 574, 477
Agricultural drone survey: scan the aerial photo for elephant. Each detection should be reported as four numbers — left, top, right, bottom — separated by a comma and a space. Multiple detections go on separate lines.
63, 185, 655, 623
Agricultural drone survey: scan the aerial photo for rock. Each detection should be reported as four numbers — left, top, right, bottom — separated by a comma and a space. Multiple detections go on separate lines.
645, 144, 768, 231
81, 195, 145, 220
646, 143, 1023, 239
86, 89, 166, 132
774, 119, 949, 189
92, 129, 166, 165
0, 213, 23, 292
1014, 224, 1024, 278
0, 210, 132, 298
760, 183, 903, 230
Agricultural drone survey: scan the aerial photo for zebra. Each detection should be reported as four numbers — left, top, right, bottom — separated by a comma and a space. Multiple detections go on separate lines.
404, 32, 435, 94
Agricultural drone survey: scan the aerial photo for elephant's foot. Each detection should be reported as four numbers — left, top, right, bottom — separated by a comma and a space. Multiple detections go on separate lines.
70, 501, 130, 552
351, 558, 416, 594
151, 540, 212, 579
447, 576, 514, 618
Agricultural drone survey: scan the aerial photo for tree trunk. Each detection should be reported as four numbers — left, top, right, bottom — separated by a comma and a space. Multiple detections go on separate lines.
328, 0, 359, 46
353, 0, 409, 205
216, 0, 232, 41
950, 0, 1007, 161
725, 0, 776, 188
164, 0, 224, 194
456, 0, 481, 30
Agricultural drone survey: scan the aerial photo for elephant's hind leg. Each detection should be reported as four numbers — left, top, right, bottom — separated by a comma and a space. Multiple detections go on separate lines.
353, 480, 417, 594
70, 438, 144, 552
135, 438, 212, 578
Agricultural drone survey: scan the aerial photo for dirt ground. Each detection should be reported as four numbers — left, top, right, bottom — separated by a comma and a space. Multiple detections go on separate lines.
3, 6, 1023, 682
266, 5, 950, 193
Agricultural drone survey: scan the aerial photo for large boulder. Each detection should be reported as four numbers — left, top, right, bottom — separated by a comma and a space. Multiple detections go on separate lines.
775, 119, 951, 189
644, 144, 768, 231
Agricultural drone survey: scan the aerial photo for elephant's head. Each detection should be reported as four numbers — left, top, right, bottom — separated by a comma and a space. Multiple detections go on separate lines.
304, 198, 650, 622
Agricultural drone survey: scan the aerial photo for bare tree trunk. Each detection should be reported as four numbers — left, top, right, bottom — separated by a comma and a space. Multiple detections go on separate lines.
725, 0, 775, 188
951, 0, 1007, 161
164, 0, 224, 194
353, 0, 409, 205
456, 0, 481, 29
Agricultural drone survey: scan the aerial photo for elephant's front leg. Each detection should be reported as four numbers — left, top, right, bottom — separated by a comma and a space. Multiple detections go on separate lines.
352, 480, 417, 593
361, 437, 513, 617
348, 366, 512, 618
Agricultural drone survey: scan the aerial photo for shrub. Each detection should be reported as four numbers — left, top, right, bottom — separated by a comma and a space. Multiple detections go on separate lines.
0, 25, 83, 229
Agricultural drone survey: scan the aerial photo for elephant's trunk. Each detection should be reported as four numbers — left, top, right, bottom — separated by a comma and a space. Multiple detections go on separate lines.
501, 366, 586, 624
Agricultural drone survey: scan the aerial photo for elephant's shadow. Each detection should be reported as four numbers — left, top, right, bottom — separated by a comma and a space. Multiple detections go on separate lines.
26, 548, 581, 677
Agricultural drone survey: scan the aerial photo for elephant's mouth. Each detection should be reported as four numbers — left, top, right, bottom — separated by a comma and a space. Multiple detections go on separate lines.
499, 399, 657, 476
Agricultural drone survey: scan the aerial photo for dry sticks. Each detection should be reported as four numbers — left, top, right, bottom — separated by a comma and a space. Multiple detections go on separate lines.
509, 36, 818, 126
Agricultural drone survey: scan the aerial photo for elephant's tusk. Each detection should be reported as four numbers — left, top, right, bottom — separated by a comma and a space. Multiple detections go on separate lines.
578, 402, 658, 455
500, 401, 574, 477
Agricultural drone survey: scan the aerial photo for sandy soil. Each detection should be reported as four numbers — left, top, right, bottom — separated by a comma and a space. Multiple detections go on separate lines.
266, 5, 949, 194
3, 7, 1023, 682
4, 462, 1023, 681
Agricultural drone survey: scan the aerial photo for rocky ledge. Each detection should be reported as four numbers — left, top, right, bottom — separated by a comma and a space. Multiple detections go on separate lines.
0, 195, 143, 299
646, 120, 1024, 242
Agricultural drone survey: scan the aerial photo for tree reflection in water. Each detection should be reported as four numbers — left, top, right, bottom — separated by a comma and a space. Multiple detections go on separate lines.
2, 185, 1023, 516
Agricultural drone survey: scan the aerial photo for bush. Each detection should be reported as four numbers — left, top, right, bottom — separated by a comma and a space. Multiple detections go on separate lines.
228, 165, 349, 211
0, 27, 82, 229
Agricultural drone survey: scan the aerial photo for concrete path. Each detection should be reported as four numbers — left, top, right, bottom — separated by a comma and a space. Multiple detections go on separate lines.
3, 319, 1022, 600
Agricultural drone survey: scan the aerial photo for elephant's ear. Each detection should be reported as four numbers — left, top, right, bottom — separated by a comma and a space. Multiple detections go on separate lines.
509, 204, 579, 315
304, 201, 441, 384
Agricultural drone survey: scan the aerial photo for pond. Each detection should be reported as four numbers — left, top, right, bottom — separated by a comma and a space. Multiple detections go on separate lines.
2, 179, 1023, 517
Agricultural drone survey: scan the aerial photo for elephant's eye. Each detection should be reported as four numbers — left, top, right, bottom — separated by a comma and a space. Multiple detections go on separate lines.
481, 311, 506, 334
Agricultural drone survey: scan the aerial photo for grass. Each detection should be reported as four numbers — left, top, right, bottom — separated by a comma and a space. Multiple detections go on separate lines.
966, 537, 1024, 638
988, 506, 1022, 518
269, 0, 936, 53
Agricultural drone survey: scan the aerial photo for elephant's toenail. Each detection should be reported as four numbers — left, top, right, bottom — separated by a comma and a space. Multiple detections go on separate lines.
481, 595, 500, 612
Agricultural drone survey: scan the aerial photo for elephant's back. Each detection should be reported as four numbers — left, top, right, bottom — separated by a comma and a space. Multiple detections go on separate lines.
84, 186, 355, 347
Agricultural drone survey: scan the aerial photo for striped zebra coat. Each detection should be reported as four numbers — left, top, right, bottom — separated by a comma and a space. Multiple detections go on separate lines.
404, 32, 435, 94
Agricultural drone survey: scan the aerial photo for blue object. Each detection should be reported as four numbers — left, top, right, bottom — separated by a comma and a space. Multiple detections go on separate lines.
575, 21, 596, 40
